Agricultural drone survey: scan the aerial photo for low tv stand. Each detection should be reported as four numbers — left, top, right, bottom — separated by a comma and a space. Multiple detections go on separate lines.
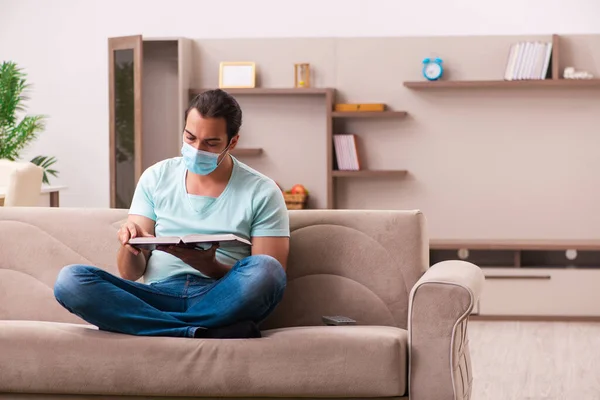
430, 240, 600, 320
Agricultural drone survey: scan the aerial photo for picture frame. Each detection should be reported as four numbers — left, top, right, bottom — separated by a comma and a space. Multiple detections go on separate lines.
219, 62, 256, 88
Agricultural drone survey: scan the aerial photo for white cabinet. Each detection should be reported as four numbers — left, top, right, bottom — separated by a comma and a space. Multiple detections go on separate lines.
430, 240, 600, 319
479, 268, 600, 316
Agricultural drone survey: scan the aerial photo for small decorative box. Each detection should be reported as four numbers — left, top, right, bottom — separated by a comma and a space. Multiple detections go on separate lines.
334, 103, 386, 112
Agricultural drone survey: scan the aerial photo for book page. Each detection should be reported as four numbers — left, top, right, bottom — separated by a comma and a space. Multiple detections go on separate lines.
182, 234, 252, 246
128, 236, 181, 245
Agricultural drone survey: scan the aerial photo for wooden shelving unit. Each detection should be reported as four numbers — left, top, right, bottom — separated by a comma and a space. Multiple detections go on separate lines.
189, 87, 409, 209
230, 148, 263, 157
179, 36, 600, 320
332, 170, 408, 178
403, 34, 600, 90
332, 111, 408, 118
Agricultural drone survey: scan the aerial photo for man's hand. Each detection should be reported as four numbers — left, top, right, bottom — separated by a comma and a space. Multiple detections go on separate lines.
157, 243, 229, 278
117, 221, 154, 256
116, 215, 155, 281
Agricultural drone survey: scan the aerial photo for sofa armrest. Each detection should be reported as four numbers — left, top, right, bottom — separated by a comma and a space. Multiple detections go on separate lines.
408, 260, 484, 400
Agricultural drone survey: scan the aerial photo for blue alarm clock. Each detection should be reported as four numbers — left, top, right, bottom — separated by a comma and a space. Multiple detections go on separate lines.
422, 57, 443, 81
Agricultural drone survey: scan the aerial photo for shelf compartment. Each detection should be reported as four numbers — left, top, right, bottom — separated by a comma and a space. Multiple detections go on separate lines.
332, 170, 408, 178
230, 148, 263, 156
431, 249, 518, 268
331, 111, 408, 118
520, 250, 600, 269
429, 241, 600, 269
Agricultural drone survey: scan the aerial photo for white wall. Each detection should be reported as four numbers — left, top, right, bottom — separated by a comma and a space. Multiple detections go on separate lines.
2, 0, 600, 207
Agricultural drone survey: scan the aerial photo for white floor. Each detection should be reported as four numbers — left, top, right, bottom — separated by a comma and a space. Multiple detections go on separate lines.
469, 321, 600, 400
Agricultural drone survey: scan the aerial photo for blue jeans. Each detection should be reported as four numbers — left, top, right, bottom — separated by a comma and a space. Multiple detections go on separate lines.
53, 255, 286, 338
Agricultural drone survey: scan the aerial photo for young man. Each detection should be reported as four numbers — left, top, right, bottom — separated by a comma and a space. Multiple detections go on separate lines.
54, 89, 290, 339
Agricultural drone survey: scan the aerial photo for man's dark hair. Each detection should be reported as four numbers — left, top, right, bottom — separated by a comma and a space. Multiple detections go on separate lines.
185, 89, 242, 141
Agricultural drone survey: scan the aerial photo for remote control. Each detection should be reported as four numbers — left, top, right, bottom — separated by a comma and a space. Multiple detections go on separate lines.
322, 315, 357, 326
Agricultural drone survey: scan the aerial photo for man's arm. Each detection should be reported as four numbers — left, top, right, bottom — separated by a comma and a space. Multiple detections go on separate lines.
248, 180, 290, 271
117, 214, 155, 281
159, 236, 290, 280
120, 161, 160, 281
251, 236, 289, 271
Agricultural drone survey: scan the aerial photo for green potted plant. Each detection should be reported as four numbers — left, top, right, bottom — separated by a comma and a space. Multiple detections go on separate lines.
0, 61, 58, 184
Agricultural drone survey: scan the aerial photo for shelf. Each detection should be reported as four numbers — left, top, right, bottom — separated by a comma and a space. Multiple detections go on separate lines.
403, 35, 600, 90
230, 148, 263, 157
430, 240, 600, 275
331, 111, 408, 118
403, 79, 600, 90
332, 170, 408, 178
189, 88, 334, 97
430, 239, 600, 251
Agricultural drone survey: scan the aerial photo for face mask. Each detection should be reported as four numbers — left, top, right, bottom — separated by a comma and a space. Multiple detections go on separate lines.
181, 141, 230, 175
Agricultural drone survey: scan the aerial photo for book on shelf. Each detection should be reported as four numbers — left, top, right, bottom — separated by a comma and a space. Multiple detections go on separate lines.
128, 234, 252, 251
333, 134, 361, 170
504, 41, 552, 81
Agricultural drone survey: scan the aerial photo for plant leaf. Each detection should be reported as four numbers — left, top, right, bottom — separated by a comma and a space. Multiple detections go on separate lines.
4, 115, 45, 160
1, 61, 52, 163
31, 155, 57, 169
1, 61, 58, 184
30, 154, 59, 185
0, 61, 28, 130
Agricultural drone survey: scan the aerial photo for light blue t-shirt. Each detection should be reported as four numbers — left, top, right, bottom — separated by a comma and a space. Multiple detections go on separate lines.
128, 156, 290, 284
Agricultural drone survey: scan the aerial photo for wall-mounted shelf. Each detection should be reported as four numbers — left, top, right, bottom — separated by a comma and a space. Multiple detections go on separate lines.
231, 148, 263, 156
403, 34, 600, 91
332, 111, 408, 118
403, 79, 600, 90
332, 170, 408, 178
189, 88, 334, 97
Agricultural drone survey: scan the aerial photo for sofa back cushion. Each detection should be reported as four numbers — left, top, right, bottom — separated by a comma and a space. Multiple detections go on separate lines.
0, 207, 128, 324
262, 209, 428, 330
0, 208, 428, 329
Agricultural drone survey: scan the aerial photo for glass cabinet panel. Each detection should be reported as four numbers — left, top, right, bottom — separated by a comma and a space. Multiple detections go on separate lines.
108, 36, 142, 209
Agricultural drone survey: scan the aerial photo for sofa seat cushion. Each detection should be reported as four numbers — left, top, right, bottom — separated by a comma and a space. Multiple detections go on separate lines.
0, 321, 407, 397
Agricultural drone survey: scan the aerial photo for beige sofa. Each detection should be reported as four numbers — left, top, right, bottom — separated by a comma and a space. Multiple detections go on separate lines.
0, 207, 484, 400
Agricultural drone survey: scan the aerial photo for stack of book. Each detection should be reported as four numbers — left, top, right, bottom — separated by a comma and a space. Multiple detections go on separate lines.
504, 41, 553, 81
333, 134, 361, 170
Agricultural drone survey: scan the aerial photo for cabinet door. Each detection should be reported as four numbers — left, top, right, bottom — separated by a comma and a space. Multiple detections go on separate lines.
108, 35, 143, 209
479, 268, 600, 317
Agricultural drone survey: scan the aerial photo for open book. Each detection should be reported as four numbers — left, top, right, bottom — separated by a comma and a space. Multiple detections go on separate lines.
128, 234, 252, 251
